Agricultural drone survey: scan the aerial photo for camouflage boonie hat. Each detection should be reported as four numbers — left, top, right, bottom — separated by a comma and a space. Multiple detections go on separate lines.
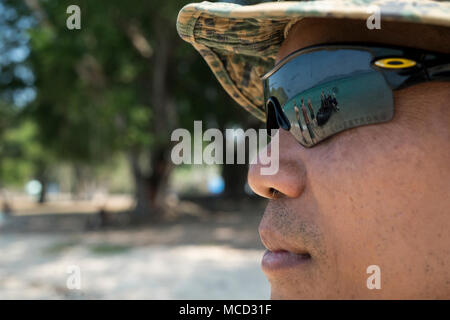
176, 0, 450, 121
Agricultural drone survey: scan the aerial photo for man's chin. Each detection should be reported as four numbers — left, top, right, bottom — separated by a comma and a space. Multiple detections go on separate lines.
270, 289, 316, 300
263, 261, 321, 299
267, 278, 321, 300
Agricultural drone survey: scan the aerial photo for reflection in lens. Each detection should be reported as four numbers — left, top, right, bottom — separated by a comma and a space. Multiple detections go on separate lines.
283, 70, 393, 147
264, 47, 395, 147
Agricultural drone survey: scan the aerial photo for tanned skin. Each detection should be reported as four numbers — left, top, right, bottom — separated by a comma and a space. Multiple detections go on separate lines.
248, 18, 450, 299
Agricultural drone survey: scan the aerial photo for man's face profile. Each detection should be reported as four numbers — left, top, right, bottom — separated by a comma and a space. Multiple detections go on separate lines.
248, 18, 450, 299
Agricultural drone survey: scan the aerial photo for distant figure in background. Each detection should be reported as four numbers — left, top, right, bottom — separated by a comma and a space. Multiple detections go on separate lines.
1, 201, 12, 216
316, 91, 334, 126
294, 102, 308, 144
307, 97, 316, 122
331, 93, 340, 111
301, 98, 316, 142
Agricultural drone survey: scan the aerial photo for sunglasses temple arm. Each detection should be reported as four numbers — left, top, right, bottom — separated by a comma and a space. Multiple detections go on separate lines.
427, 63, 450, 81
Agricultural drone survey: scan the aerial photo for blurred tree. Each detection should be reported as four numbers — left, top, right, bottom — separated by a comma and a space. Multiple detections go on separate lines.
17, 0, 256, 218
0, 0, 37, 209
0, 0, 259, 217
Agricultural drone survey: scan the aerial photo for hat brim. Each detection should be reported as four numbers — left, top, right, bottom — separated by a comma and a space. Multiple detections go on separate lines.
177, 0, 450, 121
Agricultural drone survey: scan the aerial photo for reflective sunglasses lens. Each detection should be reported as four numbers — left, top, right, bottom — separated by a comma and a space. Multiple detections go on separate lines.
264, 48, 394, 147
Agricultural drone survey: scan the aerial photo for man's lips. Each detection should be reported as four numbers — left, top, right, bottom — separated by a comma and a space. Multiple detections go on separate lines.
259, 224, 313, 272
262, 250, 311, 271
259, 228, 311, 257
258, 200, 322, 273
260, 230, 313, 272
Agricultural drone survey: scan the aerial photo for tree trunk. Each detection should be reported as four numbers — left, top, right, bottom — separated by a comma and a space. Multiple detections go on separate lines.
0, 187, 13, 215
130, 22, 177, 219
36, 162, 48, 204
130, 146, 172, 219
222, 163, 248, 199
71, 165, 83, 200
220, 118, 259, 199
130, 152, 152, 218
38, 178, 47, 203
126, 16, 179, 220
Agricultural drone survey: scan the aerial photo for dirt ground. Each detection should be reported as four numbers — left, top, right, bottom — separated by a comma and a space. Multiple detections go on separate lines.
0, 196, 270, 299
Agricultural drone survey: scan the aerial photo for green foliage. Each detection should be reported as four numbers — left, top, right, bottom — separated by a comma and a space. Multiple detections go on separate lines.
0, 119, 46, 186
0, 0, 254, 199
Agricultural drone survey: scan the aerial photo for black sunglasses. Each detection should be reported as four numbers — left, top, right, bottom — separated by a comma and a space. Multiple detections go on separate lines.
262, 44, 450, 147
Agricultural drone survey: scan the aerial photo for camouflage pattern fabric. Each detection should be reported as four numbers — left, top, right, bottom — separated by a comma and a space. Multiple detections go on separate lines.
176, 0, 450, 121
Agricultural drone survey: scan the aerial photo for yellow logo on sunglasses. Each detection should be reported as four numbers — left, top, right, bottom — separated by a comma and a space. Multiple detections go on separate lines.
374, 57, 417, 69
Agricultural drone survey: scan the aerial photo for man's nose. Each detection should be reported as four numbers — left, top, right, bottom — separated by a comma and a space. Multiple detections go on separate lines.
247, 130, 307, 199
